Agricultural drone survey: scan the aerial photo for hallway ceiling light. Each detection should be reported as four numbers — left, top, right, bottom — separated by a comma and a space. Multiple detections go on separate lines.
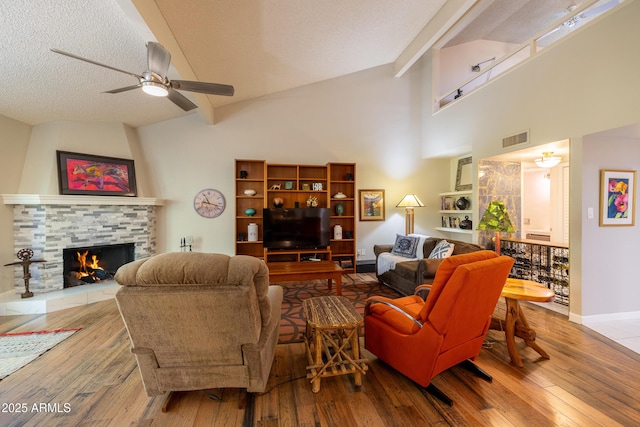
535, 152, 561, 168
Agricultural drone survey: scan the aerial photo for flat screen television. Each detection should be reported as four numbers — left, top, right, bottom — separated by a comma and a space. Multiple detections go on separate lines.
263, 208, 331, 250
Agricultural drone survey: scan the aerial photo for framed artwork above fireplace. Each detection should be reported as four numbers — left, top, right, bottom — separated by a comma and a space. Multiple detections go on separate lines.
57, 151, 137, 196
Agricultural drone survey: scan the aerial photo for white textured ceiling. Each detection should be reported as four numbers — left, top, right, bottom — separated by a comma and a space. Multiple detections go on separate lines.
0, 0, 620, 128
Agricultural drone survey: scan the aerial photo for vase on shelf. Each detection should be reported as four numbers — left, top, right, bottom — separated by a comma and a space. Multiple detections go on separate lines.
273, 197, 284, 208
244, 208, 256, 217
334, 225, 343, 240
247, 223, 258, 241
335, 203, 344, 216
460, 215, 472, 230
455, 197, 469, 210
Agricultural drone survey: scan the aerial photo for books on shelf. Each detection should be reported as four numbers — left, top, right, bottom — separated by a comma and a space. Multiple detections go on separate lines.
441, 196, 455, 210
441, 216, 460, 229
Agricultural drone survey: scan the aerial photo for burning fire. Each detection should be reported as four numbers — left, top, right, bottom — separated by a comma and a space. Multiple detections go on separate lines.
75, 250, 104, 280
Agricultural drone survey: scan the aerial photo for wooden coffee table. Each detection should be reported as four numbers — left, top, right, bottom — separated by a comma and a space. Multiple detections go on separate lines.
303, 296, 368, 392
490, 278, 556, 368
267, 261, 345, 295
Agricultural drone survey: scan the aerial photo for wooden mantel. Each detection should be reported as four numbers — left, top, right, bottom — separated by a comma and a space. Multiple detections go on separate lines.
1, 194, 164, 206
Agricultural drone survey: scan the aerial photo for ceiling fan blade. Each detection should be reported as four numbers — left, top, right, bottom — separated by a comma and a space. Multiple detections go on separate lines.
51, 48, 143, 80
104, 84, 142, 94
147, 42, 171, 79
171, 80, 234, 96
167, 87, 198, 111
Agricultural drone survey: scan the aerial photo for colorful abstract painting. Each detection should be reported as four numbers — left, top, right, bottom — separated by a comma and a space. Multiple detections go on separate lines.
57, 151, 137, 196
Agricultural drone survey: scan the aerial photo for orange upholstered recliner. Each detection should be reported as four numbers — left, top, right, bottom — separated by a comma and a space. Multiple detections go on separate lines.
364, 250, 514, 405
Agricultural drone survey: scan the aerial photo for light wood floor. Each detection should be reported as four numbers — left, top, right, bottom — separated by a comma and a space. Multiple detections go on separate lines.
1, 289, 639, 426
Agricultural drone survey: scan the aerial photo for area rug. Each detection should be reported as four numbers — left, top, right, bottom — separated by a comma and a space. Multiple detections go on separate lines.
278, 277, 402, 344
0, 328, 81, 379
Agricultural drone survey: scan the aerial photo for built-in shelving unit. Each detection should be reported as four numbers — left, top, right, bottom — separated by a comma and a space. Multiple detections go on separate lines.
235, 160, 266, 258
436, 190, 473, 235
234, 160, 356, 273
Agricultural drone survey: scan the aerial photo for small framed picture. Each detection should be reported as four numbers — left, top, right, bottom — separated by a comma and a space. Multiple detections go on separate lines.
600, 169, 636, 226
312, 182, 323, 191
359, 189, 385, 221
284, 181, 293, 190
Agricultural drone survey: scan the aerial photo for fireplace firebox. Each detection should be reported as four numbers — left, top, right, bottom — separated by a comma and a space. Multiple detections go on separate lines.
63, 243, 135, 288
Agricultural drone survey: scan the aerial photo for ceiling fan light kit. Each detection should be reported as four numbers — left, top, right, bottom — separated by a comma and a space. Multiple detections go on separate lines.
141, 81, 168, 97
51, 41, 234, 111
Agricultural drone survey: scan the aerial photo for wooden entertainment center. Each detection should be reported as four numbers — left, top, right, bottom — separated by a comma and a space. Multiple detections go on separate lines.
234, 160, 356, 273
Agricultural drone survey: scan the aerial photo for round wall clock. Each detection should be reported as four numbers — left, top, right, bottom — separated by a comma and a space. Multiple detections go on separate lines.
194, 189, 226, 218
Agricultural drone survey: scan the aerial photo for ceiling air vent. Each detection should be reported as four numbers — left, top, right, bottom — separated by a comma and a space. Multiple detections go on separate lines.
502, 131, 529, 148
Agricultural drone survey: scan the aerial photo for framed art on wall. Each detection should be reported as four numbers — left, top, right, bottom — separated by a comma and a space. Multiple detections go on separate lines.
57, 150, 137, 196
455, 156, 472, 191
359, 189, 385, 221
599, 169, 636, 226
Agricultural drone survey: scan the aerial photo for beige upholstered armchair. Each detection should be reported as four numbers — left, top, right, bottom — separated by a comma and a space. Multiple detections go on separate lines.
114, 252, 282, 401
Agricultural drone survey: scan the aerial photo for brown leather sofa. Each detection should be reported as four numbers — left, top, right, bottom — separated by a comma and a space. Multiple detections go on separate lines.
374, 237, 484, 295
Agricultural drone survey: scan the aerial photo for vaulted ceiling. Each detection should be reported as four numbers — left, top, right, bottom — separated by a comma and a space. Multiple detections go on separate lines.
0, 0, 619, 128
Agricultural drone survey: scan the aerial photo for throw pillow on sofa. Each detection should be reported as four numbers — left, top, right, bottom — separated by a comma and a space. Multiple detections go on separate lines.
429, 239, 454, 259
408, 233, 429, 258
391, 234, 420, 258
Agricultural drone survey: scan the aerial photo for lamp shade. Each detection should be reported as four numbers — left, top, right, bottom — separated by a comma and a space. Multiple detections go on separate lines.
396, 194, 424, 208
477, 201, 515, 232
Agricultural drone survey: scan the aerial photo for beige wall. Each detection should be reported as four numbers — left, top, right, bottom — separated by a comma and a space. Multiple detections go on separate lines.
0, 119, 152, 293
0, 116, 31, 292
136, 64, 451, 257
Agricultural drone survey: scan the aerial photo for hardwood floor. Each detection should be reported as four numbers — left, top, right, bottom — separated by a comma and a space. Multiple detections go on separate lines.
1, 291, 639, 426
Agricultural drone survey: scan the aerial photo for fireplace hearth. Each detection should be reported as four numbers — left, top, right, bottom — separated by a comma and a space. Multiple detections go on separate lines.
63, 243, 135, 288
3, 194, 162, 294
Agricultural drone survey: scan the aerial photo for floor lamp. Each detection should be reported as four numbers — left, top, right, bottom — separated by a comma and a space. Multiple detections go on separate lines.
477, 201, 515, 254
396, 194, 424, 235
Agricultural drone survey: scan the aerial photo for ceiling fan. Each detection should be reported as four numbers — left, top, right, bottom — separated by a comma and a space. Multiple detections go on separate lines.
51, 42, 234, 111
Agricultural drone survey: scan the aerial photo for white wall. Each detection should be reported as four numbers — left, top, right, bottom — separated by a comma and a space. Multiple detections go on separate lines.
421, 0, 640, 319
581, 127, 640, 319
422, 1, 640, 160
0, 115, 31, 293
438, 39, 528, 102
522, 168, 551, 236
136, 64, 450, 259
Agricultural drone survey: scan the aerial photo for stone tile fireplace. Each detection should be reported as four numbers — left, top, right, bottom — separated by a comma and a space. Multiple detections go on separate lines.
2, 194, 163, 297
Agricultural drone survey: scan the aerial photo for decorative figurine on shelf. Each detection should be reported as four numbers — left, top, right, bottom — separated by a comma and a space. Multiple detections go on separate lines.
269, 184, 281, 190
460, 215, 472, 229
273, 197, 284, 208
307, 195, 319, 208
240, 170, 248, 179
3, 248, 46, 298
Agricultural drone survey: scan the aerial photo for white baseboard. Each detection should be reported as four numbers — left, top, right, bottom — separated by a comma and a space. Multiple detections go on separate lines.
580, 310, 640, 325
